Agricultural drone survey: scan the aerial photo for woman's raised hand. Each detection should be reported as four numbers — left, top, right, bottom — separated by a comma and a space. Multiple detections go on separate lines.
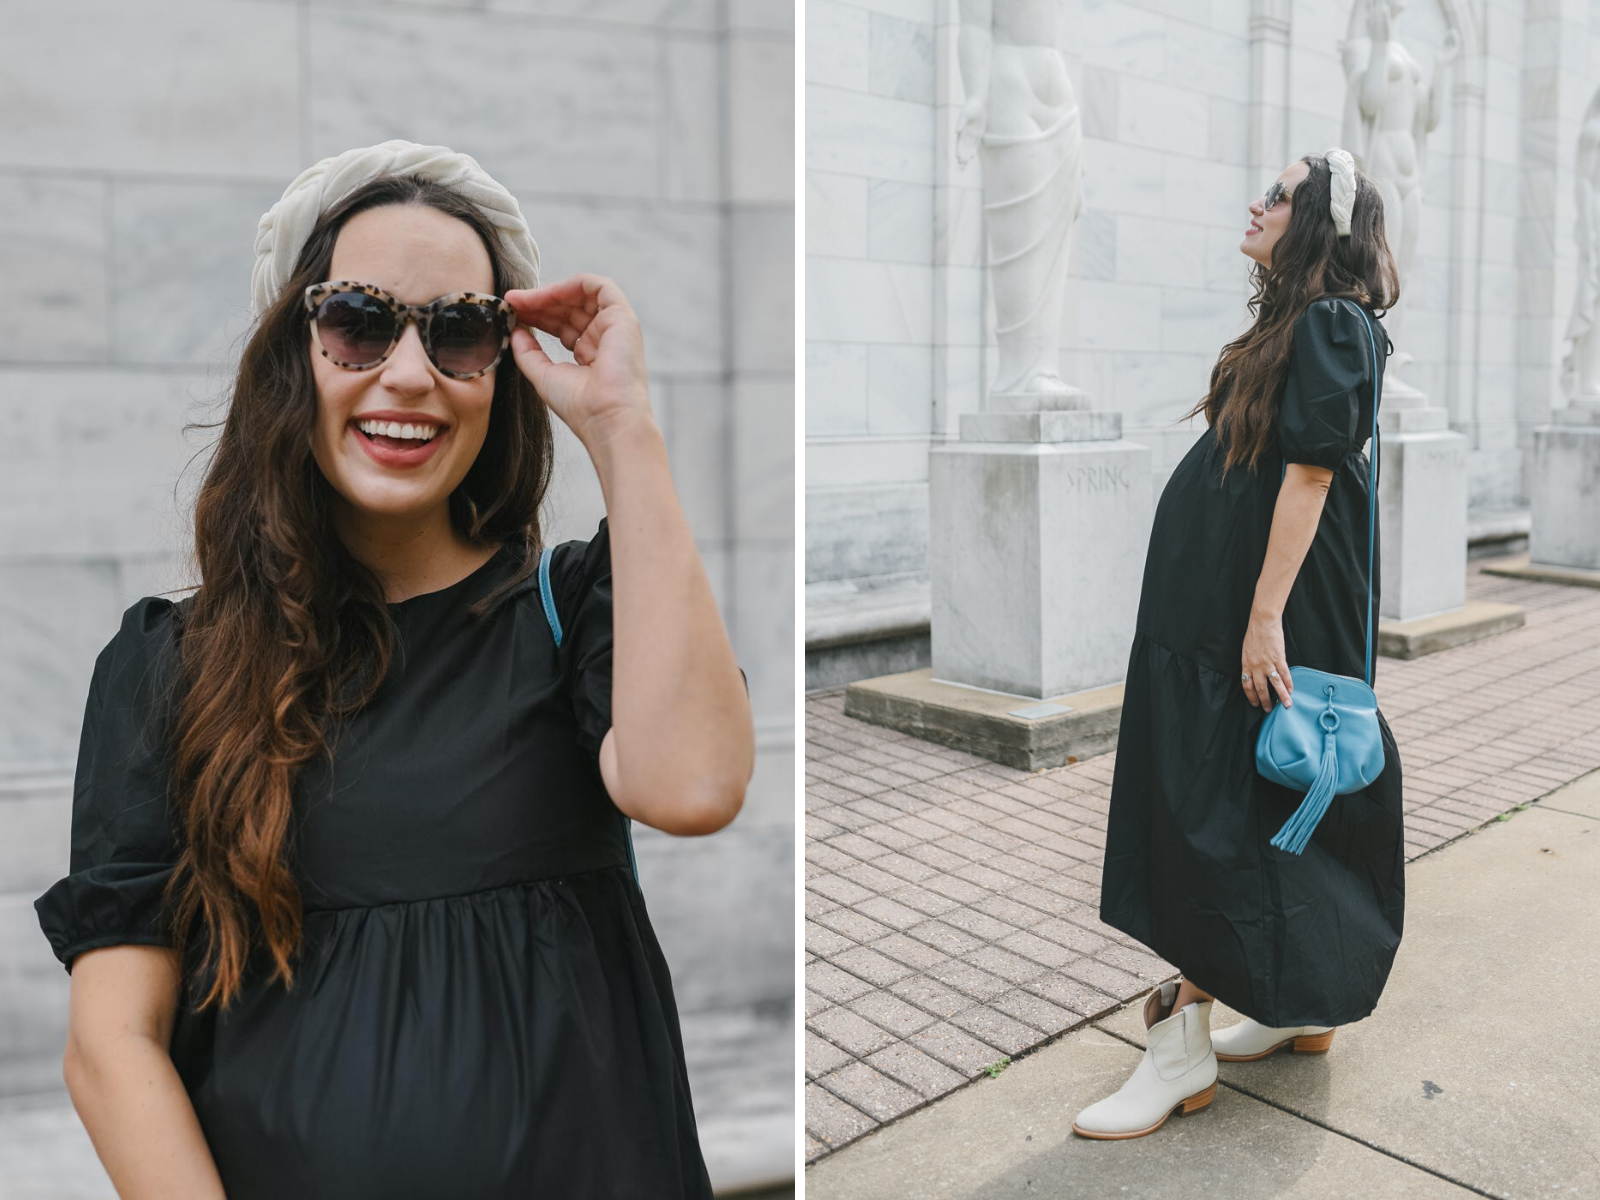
505, 273, 653, 446
1242, 609, 1294, 711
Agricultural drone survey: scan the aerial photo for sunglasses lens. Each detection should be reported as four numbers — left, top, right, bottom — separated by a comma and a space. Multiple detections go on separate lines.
315, 291, 395, 365
431, 303, 506, 375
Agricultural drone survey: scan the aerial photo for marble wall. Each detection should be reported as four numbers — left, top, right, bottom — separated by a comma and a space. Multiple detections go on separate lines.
0, 0, 794, 1188
806, 0, 1600, 640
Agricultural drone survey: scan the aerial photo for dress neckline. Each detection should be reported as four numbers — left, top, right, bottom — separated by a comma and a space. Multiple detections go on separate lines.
387, 542, 510, 609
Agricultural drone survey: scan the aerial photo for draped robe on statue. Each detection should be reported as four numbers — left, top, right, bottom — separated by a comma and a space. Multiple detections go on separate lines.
979, 100, 1084, 398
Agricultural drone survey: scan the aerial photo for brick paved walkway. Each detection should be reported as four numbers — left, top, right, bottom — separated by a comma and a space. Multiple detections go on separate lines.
803, 559, 1600, 1162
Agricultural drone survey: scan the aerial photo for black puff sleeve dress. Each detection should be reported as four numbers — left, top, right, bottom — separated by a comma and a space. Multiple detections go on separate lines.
1099, 297, 1406, 1030
35, 517, 748, 1199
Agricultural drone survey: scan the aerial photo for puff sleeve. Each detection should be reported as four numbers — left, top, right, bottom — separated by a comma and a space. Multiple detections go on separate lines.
33, 597, 184, 973
548, 517, 750, 770
1277, 297, 1376, 471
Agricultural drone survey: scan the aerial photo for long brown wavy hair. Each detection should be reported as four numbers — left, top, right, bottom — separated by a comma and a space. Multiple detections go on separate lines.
157, 175, 556, 1012
1186, 152, 1401, 476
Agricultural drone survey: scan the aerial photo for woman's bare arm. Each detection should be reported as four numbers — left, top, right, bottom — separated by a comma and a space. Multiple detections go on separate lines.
505, 274, 755, 838
63, 944, 228, 1200
587, 416, 756, 836
1242, 462, 1336, 711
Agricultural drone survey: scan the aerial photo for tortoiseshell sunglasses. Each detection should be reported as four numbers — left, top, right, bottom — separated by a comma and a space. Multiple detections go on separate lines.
304, 281, 518, 380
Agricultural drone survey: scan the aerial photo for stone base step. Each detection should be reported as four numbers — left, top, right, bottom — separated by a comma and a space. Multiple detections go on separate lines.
1481, 554, 1600, 589
844, 668, 1122, 771
1376, 599, 1527, 660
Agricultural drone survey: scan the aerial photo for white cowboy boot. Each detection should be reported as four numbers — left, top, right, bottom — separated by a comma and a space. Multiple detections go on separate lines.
1071, 980, 1218, 1139
1211, 1016, 1335, 1062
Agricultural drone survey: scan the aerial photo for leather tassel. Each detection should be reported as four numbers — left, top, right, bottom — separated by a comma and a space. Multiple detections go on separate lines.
1271, 729, 1340, 856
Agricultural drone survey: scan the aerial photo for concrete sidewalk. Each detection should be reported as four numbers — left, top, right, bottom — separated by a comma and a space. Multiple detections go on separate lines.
805, 769, 1600, 1199
805, 560, 1600, 1160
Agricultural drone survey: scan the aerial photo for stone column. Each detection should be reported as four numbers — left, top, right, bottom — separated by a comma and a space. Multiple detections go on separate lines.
1376, 377, 1468, 621
1529, 401, 1600, 572
1248, 0, 1291, 198
929, 396, 1152, 699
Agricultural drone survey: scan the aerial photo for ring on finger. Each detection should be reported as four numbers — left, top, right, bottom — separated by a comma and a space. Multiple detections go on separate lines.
1268, 668, 1281, 679
1240, 672, 1251, 684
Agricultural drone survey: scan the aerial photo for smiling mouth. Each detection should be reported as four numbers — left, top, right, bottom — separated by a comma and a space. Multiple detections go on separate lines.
349, 420, 446, 450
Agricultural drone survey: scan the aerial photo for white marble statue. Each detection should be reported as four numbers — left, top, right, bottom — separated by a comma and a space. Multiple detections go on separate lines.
1338, 0, 1458, 390
954, 0, 1084, 406
1338, 0, 1458, 286
1564, 88, 1600, 402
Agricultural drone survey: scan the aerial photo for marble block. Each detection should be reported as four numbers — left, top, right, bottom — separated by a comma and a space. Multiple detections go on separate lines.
732, 545, 796, 728
0, 369, 206, 562
663, 35, 720, 203
959, 410, 1122, 443
110, 180, 284, 368
0, 890, 70, 1089
0, 2, 299, 179
807, 483, 928, 583
1378, 405, 1451, 433
1377, 423, 1469, 622
929, 435, 1153, 699
483, 0, 721, 32
0, 778, 73, 897
729, 34, 796, 205
0, 175, 109, 364
987, 385, 1094, 413
0, 558, 124, 773
732, 380, 793, 544
1529, 402, 1600, 572
634, 825, 793, 1013
521, 199, 724, 376
0, 1098, 121, 1198
732, 208, 796, 372
309, 9, 660, 201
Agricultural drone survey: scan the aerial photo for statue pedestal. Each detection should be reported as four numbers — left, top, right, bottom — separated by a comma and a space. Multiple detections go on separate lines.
1529, 400, 1600, 571
1376, 378, 1468, 621
987, 386, 1093, 413
925, 403, 1153, 699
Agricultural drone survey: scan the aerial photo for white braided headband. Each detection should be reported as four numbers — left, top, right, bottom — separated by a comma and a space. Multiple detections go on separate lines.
1326, 147, 1357, 237
249, 139, 541, 319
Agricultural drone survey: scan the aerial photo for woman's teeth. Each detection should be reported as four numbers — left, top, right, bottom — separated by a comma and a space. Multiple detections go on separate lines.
356, 419, 439, 443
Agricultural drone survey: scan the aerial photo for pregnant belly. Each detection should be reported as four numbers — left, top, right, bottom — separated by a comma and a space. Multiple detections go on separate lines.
1137, 433, 1275, 657
171, 874, 687, 1197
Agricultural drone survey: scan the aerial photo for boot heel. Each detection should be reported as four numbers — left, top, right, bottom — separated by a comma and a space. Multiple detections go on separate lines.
1179, 1080, 1217, 1114
1292, 1029, 1335, 1054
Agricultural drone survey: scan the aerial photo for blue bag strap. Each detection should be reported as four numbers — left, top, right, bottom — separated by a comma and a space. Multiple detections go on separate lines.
1279, 300, 1381, 687
537, 544, 563, 649
1354, 305, 1380, 687
538, 540, 639, 887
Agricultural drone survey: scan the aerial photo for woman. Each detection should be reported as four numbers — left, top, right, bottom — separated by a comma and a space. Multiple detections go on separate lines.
1072, 150, 1405, 1140
33, 141, 754, 1196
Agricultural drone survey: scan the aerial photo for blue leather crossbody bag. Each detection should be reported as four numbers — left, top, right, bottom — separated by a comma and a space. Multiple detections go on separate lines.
1255, 302, 1386, 856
